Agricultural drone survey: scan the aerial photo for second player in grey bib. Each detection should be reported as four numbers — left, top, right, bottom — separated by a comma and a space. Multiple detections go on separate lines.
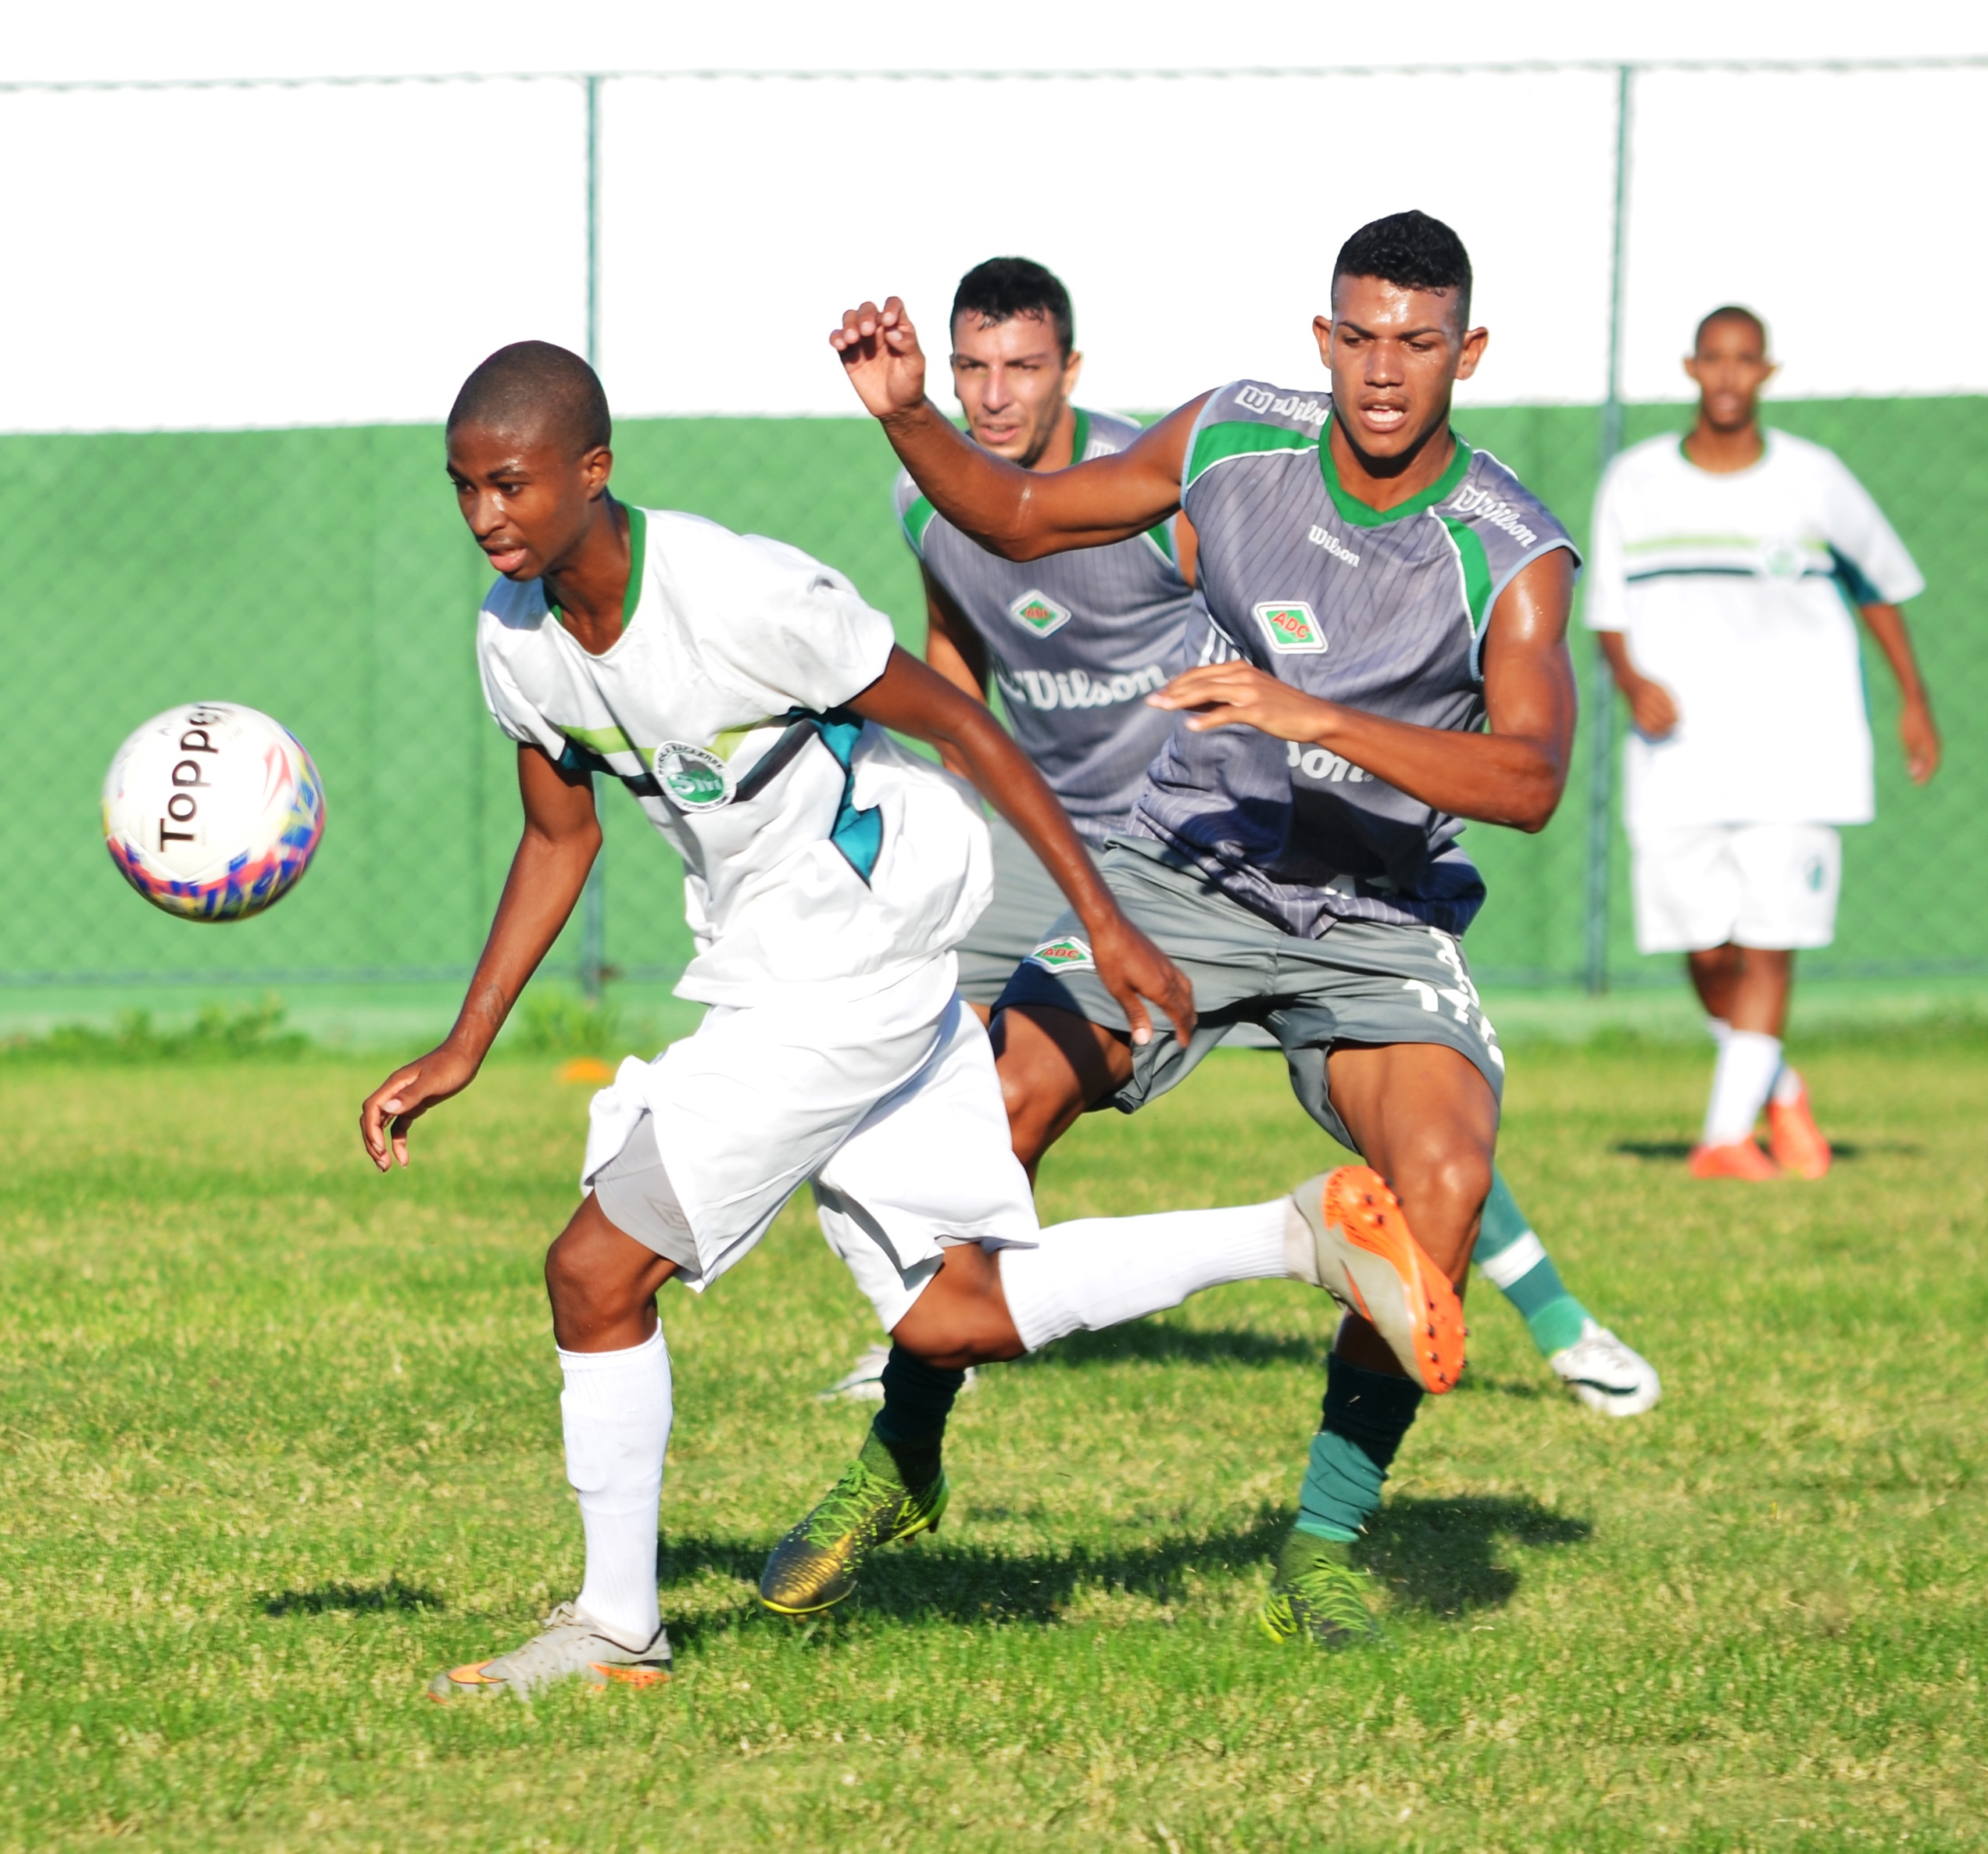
1136, 380, 1579, 938
898, 407, 1197, 847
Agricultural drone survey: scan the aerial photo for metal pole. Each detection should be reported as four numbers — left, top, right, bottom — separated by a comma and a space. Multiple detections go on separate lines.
1584, 63, 1634, 995
578, 72, 608, 1002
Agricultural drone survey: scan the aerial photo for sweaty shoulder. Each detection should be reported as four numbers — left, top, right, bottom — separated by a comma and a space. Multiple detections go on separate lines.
1182, 380, 1333, 494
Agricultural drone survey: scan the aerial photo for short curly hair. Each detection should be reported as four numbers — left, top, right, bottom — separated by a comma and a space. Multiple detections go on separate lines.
1332, 210, 1472, 329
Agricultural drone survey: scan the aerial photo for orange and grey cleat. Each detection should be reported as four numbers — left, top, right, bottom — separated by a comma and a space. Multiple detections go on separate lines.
1689, 1139, 1782, 1181
427, 1603, 670, 1702
1289, 1166, 1466, 1393
1766, 1080, 1831, 1179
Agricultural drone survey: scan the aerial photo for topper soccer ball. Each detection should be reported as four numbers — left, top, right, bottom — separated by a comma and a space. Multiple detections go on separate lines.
102, 702, 326, 921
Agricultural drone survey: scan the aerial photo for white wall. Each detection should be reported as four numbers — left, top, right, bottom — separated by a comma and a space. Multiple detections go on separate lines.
0, 56, 1982, 429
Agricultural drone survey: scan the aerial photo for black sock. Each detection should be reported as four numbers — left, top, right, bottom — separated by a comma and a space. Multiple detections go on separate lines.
863, 1344, 965, 1489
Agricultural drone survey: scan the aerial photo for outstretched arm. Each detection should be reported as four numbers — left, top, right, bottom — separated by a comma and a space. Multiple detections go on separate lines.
1147, 549, 1579, 834
832, 296, 1203, 561
850, 645, 1196, 1045
359, 745, 601, 1169
1857, 601, 1940, 784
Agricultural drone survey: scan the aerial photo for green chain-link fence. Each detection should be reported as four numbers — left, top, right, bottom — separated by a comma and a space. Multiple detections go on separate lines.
1, 393, 1979, 997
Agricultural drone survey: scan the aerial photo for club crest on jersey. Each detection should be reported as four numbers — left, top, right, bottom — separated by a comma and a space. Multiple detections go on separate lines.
1026, 934, 1095, 975
1009, 590, 1072, 638
1254, 602, 1327, 655
650, 741, 735, 811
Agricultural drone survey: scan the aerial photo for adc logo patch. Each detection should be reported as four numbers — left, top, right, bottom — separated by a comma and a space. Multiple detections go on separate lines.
1009, 590, 1073, 639
1254, 602, 1327, 655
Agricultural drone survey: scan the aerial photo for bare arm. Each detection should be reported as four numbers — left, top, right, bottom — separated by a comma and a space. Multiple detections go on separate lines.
360, 745, 601, 1169
832, 295, 1201, 560
850, 645, 1195, 1045
922, 563, 990, 782
1595, 630, 1680, 739
1147, 549, 1579, 834
1857, 601, 1940, 784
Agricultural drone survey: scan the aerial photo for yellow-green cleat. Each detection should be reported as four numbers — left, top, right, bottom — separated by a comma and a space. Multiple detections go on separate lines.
1257, 1532, 1386, 1649
760, 1445, 949, 1616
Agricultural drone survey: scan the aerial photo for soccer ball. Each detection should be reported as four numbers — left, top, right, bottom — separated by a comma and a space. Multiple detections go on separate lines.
102, 702, 326, 921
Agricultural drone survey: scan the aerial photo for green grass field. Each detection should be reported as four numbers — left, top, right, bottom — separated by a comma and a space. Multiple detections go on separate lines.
3, 1029, 1984, 1851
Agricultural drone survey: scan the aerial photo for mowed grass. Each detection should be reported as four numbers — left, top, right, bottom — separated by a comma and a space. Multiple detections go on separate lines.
2, 1031, 1984, 1852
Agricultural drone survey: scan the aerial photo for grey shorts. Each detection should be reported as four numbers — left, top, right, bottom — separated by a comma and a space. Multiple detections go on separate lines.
994, 837, 1504, 1152
591, 1113, 702, 1277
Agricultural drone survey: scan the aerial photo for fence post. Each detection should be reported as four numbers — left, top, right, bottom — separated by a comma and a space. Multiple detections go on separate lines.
578, 71, 609, 1002
1584, 63, 1635, 995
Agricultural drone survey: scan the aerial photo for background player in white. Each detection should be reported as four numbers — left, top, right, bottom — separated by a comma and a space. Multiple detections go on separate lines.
1589, 307, 1939, 1180
358, 342, 1451, 1697
827, 254, 1657, 1420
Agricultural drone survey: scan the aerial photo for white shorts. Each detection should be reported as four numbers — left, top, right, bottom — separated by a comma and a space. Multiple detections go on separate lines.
1629, 823, 1842, 954
579, 957, 1038, 1331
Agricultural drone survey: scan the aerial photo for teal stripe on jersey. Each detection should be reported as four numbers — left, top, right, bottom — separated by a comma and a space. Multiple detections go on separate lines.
1185, 420, 1314, 488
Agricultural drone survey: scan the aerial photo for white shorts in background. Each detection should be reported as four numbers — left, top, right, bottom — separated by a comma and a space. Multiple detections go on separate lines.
579, 957, 1038, 1331
1629, 823, 1842, 954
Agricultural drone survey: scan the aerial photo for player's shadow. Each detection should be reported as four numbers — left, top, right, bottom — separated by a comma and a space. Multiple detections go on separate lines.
1032, 1325, 1321, 1370
1612, 1138, 1897, 1163
1359, 1494, 1591, 1616
260, 1577, 442, 1616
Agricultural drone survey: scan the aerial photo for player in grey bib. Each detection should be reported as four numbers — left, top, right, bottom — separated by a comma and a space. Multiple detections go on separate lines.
796, 214, 1662, 1649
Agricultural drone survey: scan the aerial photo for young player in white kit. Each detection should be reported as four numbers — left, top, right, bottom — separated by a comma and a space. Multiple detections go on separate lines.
361, 342, 1462, 1699
1590, 307, 1939, 1179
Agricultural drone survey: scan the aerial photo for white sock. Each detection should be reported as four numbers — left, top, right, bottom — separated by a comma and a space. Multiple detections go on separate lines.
560, 1323, 671, 1646
999, 1200, 1292, 1352
1771, 1063, 1804, 1107
1703, 1030, 1782, 1147
1707, 1015, 1732, 1049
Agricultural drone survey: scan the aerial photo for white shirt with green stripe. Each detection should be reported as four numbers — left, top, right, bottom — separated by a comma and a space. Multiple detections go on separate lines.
1586, 430, 1924, 829
477, 504, 990, 1006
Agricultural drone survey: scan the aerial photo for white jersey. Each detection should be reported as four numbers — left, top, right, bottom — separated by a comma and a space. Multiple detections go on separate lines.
1586, 430, 1923, 830
477, 505, 991, 1006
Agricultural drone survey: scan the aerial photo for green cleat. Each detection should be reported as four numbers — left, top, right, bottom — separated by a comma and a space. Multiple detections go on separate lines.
1257, 1532, 1386, 1649
760, 1440, 949, 1616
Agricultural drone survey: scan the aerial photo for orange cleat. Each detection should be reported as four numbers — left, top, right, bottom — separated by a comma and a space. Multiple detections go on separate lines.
1290, 1166, 1468, 1393
1689, 1139, 1782, 1181
1767, 1080, 1832, 1179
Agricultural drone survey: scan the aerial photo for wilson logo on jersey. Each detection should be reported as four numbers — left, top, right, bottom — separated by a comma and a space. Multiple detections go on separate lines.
1254, 602, 1327, 655
1009, 590, 1073, 638
650, 741, 734, 811
1234, 384, 1330, 426
1307, 525, 1360, 568
1446, 484, 1539, 548
1026, 934, 1096, 974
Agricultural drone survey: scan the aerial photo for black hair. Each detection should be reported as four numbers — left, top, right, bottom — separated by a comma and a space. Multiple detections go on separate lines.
1694, 304, 1769, 354
950, 257, 1074, 359
448, 340, 611, 455
1332, 210, 1473, 329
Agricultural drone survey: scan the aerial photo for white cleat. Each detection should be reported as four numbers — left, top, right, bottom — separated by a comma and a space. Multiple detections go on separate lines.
1549, 1319, 1661, 1418
817, 1341, 976, 1404
427, 1602, 671, 1702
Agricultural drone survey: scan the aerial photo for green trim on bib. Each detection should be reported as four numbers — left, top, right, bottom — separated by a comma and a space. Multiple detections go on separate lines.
1144, 518, 1177, 563
1068, 407, 1091, 464
1185, 420, 1315, 488
1439, 517, 1495, 632
1318, 416, 1473, 528
620, 503, 647, 622
901, 495, 939, 555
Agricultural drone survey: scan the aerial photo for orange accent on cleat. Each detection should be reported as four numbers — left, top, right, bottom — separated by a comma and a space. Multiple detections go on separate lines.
593, 1663, 670, 1688
1319, 1166, 1468, 1395
1689, 1139, 1782, 1181
1766, 1082, 1831, 1179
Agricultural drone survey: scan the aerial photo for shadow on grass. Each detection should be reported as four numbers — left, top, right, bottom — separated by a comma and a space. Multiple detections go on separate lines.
1032, 1324, 1324, 1370
1612, 1138, 1908, 1163
1362, 1494, 1593, 1616
661, 1491, 1589, 1638
261, 1577, 442, 1616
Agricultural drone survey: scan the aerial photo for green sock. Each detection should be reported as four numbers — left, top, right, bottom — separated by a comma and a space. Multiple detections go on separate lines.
1294, 1356, 1424, 1542
1474, 1169, 1589, 1359
865, 1344, 964, 1490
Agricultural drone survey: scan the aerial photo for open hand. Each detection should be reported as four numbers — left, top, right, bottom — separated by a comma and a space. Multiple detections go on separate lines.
829, 298, 928, 420
1149, 662, 1334, 742
1087, 910, 1196, 1049
1900, 696, 1940, 784
359, 1045, 479, 1172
